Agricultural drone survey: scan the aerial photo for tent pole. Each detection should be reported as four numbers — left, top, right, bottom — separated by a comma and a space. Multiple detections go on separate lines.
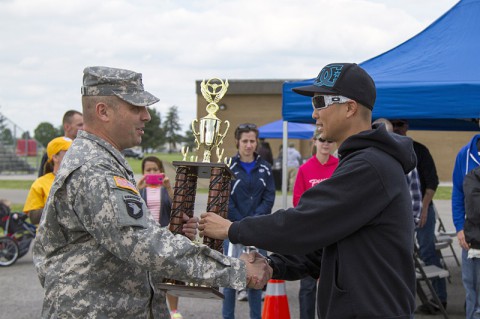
282, 121, 288, 209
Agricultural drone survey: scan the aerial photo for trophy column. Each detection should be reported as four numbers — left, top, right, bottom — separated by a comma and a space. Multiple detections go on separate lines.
169, 165, 198, 234
204, 166, 232, 252
158, 77, 233, 300
159, 162, 233, 300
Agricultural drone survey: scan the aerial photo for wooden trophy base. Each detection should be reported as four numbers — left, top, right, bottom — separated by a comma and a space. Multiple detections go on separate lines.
162, 161, 233, 300
157, 283, 224, 299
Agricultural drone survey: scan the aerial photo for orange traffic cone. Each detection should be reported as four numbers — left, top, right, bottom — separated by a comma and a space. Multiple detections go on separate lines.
262, 279, 290, 319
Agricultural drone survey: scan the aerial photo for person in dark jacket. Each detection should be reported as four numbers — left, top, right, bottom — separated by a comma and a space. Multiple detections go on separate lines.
223, 123, 276, 319
200, 63, 416, 319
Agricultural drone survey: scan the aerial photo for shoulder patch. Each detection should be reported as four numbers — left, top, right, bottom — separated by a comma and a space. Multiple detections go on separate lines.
113, 176, 139, 194
124, 195, 143, 219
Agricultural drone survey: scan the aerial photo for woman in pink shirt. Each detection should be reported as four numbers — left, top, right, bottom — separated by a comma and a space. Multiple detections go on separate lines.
293, 132, 338, 319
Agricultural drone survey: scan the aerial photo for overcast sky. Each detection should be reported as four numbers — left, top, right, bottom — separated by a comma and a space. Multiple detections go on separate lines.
0, 0, 458, 136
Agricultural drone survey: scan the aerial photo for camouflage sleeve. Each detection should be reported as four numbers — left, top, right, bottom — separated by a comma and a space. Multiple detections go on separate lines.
32, 237, 46, 287
74, 169, 246, 290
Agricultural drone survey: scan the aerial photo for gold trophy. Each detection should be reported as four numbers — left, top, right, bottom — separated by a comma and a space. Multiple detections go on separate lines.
192, 78, 230, 163
158, 78, 234, 300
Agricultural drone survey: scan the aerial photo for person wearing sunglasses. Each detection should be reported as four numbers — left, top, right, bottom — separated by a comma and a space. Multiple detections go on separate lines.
200, 63, 417, 318
292, 129, 338, 319
221, 123, 276, 319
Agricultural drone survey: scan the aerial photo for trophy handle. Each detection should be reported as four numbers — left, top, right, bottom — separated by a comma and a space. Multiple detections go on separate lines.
216, 147, 225, 163
217, 120, 230, 146
191, 119, 201, 150
181, 146, 189, 161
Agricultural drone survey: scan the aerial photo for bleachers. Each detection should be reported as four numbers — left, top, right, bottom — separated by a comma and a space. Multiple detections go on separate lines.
0, 143, 36, 174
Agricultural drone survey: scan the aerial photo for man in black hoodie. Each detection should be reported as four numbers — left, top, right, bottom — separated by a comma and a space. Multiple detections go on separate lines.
200, 63, 417, 319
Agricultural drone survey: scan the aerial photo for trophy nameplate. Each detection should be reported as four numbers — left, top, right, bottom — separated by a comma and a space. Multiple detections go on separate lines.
158, 78, 233, 299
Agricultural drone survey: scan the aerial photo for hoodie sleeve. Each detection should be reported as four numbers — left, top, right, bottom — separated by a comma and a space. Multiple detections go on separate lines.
229, 156, 396, 255
269, 249, 323, 280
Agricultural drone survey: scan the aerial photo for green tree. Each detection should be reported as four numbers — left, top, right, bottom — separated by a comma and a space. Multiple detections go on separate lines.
0, 113, 10, 144
0, 113, 17, 146
0, 127, 14, 145
34, 122, 59, 147
162, 106, 183, 153
21, 131, 31, 139
142, 107, 164, 152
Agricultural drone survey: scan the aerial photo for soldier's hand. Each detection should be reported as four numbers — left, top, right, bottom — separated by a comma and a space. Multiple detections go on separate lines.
240, 252, 272, 289
198, 212, 232, 240
182, 214, 198, 241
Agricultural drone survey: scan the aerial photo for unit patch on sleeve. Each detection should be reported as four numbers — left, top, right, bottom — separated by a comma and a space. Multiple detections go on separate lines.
124, 195, 144, 219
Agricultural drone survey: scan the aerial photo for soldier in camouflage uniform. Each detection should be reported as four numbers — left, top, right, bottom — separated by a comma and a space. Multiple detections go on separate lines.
33, 66, 270, 318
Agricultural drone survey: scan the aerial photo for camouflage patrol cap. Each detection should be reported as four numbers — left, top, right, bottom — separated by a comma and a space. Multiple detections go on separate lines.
81, 66, 159, 107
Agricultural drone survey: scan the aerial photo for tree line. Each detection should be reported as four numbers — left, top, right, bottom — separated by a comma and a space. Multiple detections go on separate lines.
1, 106, 196, 153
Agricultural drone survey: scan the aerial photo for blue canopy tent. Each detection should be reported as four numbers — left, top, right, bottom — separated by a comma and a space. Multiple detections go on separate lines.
282, 0, 480, 131
278, 0, 480, 208
258, 120, 315, 139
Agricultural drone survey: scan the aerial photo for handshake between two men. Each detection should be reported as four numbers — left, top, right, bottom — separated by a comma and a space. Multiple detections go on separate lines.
183, 212, 273, 289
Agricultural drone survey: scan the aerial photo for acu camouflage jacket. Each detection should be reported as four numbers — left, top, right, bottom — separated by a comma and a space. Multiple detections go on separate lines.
33, 130, 246, 318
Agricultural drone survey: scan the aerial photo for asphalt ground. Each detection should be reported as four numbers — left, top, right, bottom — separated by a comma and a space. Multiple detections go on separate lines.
0, 177, 466, 318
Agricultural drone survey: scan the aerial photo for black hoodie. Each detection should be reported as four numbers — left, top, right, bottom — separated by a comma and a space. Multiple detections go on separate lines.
228, 125, 416, 319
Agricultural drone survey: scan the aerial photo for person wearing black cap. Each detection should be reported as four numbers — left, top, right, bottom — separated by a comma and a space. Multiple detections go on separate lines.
32, 66, 271, 318
200, 63, 417, 318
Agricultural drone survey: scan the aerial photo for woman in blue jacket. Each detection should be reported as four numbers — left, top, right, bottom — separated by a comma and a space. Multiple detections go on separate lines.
223, 123, 275, 319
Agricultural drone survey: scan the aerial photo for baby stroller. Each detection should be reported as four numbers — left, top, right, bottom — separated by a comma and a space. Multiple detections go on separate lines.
0, 202, 36, 266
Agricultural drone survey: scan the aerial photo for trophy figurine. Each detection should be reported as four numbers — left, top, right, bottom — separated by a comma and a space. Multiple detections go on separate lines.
158, 78, 234, 300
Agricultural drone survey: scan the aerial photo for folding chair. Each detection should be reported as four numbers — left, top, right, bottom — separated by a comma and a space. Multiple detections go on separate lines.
414, 245, 450, 319
434, 205, 461, 267
436, 206, 456, 237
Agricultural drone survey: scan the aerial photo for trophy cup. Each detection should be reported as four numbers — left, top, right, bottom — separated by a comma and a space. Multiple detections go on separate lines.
158, 78, 233, 300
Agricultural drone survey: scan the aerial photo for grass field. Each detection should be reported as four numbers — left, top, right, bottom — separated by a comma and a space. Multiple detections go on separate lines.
1, 177, 454, 200
4, 187, 454, 214
1, 151, 454, 209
